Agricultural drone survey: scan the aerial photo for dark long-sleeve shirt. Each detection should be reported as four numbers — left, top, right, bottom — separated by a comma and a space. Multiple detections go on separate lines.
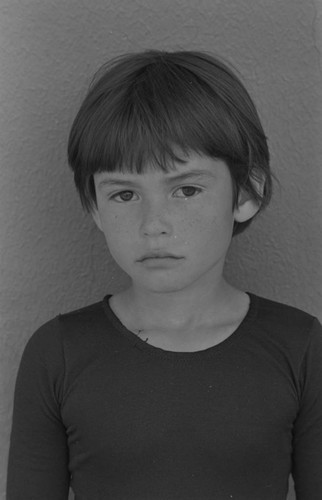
7, 293, 322, 499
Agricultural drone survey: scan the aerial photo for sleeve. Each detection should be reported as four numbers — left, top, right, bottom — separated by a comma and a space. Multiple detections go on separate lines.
6, 319, 70, 500
292, 318, 322, 500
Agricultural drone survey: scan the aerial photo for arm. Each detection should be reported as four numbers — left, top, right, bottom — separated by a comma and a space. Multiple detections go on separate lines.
292, 318, 322, 500
6, 319, 70, 500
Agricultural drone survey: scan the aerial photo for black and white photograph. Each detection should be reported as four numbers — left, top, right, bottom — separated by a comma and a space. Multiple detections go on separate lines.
1, 1, 322, 499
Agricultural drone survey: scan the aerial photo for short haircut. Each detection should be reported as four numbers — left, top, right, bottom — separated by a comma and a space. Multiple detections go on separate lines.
68, 49, 272, 235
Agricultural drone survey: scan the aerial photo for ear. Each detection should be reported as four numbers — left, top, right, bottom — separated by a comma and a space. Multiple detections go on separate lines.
234, 172, 265, 223
233, 192, 260, 223
91, 208, 103, 232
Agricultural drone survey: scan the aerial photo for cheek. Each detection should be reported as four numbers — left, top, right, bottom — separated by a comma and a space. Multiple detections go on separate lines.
174, 213, 215, 252
100, 213, 132, 247
187, 205, 234, 245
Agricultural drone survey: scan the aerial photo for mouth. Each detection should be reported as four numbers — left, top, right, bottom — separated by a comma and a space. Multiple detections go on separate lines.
137, 253, 183, 262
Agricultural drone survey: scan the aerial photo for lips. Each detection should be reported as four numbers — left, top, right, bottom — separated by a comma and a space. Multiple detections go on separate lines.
138, 252, 183, 262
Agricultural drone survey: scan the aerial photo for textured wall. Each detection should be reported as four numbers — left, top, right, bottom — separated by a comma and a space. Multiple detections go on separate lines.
1, 0, 321, 498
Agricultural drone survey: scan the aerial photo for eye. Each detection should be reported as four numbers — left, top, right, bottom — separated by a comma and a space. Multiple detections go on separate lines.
110, 190, 138, 202
174, 186, 202, 198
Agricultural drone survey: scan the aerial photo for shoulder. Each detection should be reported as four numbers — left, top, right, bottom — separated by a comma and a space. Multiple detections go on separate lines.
249, 293, 322, 356
23, 297, 110, 361
251, 294, 317, 329
56, 298, 108, 334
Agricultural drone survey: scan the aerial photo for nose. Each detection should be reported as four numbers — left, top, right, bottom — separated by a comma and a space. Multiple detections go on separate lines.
140, 197, 172, 237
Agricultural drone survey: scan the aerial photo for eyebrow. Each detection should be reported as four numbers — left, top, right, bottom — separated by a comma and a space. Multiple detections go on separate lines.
97, 169, 216, 188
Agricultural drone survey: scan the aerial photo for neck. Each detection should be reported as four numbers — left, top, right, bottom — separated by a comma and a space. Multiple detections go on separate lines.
118, 276, 243, 331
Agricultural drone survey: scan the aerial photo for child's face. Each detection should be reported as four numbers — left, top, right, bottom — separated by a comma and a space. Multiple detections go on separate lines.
93, 154, 255, 294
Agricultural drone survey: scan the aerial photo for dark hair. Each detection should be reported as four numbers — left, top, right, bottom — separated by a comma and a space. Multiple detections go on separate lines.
68, 49, 272, 235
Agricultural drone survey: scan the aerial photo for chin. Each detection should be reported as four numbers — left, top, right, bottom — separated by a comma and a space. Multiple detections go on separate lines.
134, 275, 196, 294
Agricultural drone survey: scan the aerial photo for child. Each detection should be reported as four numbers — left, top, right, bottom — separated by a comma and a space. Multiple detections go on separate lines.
7, 50, 322, 500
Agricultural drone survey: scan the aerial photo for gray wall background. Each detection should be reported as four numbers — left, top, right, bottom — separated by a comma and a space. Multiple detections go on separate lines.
1, 1, 322, 498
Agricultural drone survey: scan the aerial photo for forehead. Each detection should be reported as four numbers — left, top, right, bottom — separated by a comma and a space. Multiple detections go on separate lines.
94, 156, 230, 187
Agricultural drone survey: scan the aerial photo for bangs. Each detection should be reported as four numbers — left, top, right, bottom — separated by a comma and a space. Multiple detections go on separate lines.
89, 63, 247, 173
68, 50, 271, 223
69, 56, 254, 210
